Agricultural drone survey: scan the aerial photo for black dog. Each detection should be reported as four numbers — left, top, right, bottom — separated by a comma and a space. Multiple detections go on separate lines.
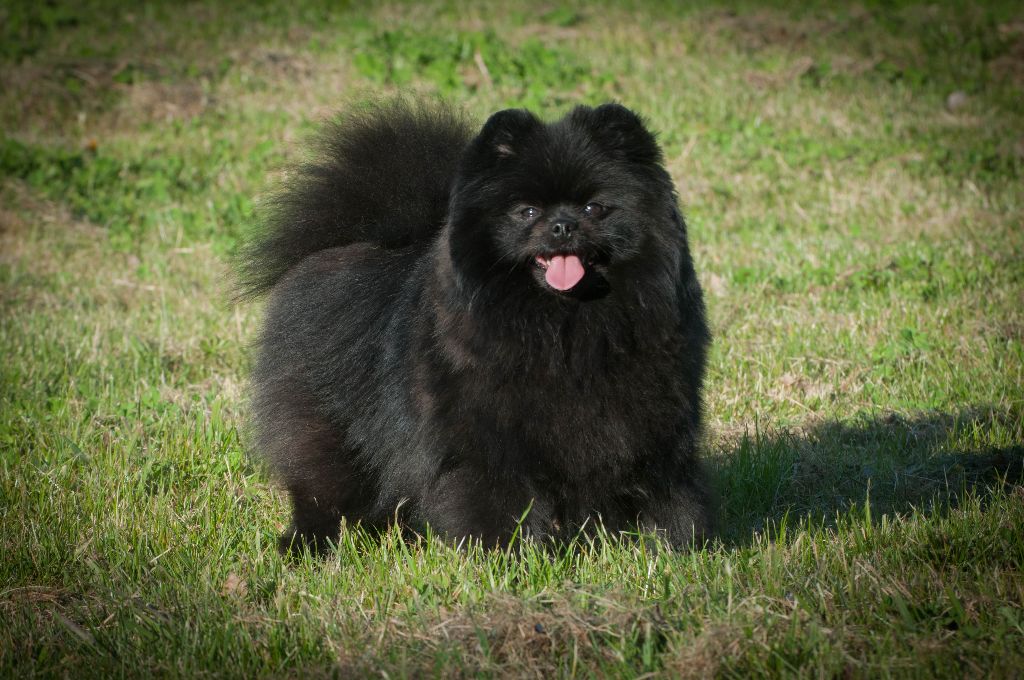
241, 99, 713, 554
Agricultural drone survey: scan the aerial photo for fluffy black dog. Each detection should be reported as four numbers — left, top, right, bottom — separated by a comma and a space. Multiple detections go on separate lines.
241, 99, 712, 554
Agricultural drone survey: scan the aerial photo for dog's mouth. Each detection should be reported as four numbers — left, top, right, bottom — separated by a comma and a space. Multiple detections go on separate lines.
534, 253, 598, 292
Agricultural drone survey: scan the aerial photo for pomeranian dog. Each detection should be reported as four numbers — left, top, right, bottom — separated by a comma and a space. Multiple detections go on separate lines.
240, 99, 712, 554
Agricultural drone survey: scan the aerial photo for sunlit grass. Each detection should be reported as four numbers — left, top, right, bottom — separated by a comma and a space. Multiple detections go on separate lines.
2, 0, 1022, 676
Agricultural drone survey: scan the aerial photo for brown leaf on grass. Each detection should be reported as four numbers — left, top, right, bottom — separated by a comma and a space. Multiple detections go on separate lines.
222, 572, 248, 598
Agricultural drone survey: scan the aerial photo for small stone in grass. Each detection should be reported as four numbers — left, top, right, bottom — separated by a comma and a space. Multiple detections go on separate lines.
946, 91, 968, 112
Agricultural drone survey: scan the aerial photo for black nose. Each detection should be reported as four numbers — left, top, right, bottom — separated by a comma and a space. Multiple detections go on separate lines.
551, 219, 577, 240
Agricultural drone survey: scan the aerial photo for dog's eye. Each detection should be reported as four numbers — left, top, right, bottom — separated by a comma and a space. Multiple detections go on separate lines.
583, 202, 606, 217
520, 207, 541, 220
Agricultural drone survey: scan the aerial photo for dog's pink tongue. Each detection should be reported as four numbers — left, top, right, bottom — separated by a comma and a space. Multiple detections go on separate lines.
544, 255, 585, 291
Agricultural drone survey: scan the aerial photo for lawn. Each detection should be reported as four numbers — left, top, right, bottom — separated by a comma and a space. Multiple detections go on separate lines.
1, 0, 1023, 677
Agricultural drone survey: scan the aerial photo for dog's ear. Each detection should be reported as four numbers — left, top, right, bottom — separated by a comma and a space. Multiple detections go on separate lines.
476, 108, 542, 158
573, 103, 662, 165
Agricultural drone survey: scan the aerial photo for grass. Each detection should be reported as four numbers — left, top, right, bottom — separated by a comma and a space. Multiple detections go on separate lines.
1, 0, 1023, 676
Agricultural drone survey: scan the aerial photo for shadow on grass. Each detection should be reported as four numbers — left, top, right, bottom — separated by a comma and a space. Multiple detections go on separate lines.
711, 407, 1024, 546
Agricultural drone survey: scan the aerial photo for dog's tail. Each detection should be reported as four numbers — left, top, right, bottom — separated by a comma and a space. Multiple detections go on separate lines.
237, 98, 473, 298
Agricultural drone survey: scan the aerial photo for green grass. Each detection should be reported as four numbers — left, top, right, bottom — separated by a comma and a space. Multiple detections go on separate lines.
2, 0, 1023, 676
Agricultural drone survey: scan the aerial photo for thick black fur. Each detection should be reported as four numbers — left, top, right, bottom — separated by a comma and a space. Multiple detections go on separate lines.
242, 99, 713, 555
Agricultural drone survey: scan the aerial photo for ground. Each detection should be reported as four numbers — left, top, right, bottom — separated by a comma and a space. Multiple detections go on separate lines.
1, 1, 1022, 677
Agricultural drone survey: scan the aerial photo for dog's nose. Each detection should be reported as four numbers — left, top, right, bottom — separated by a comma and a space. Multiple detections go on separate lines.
551, 219, 577, 240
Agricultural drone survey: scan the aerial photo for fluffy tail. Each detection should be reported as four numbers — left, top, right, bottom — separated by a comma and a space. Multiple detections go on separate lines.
237, 98, 473, 298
